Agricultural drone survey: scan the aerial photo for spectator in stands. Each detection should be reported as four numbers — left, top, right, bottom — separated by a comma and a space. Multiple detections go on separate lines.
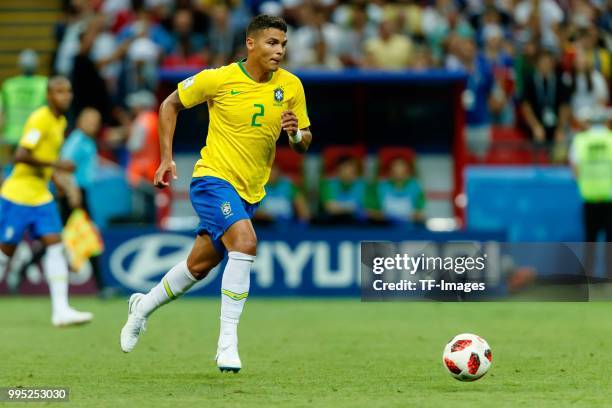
89, 14, 122, 99
364, 17, 413, 70
482, 24, 515, 126
126, 90, 159, 224
208, 4, 242, 67
338, 3, 377, 67
299, 36, 343, 70
55, 0, 93, 76
290, 4, 343, 70
513, 0, 564, 50
0, 50, 47, 159
112, 1, 173, 94
162, 9, 208, 69
71, 15, 114, 124
570, 48, 609, 131
102, 0, 131, 23
321, 155, 369, 224
467, 1, 512, 34
369, 156, 426, 226
597, 1, 612, 34
169, 9, 207, 58
396, 0, 424, 39
59, 107, 108, 294
422, 0, 472, 65
521, 49, 571, 158
569, 105, 612, 278
447, 36, 495, 157
411, 44, 433, 71
576, 26, 611, 85
116, 0, 173, 55
254, 163, 310, 225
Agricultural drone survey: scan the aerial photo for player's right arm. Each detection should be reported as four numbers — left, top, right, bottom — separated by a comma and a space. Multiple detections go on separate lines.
14, 147, 75, 172
154, 68, 225, 188
154, 91, 184, 188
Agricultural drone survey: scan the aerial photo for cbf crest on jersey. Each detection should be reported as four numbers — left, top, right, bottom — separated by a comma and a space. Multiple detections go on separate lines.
221, 201, 232, 218
273, 86, 284, 107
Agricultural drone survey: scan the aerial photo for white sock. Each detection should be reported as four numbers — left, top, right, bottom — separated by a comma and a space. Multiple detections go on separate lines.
137, 260, 197, 317
44, 243, 70, 315
219, 251, 255, 348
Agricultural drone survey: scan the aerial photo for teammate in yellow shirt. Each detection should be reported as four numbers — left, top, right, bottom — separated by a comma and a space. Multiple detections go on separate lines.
0, 76, 93, 327
121, 15, 313, 372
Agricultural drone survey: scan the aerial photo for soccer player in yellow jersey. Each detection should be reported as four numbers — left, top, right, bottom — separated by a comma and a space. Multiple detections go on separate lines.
121, 15, 312, 372
0, 76, 93, 326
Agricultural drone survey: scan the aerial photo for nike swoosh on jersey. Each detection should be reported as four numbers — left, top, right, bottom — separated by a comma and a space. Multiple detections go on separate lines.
230, 90, 243, 95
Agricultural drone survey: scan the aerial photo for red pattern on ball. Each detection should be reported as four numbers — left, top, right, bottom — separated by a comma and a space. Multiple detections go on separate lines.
485, 349, 492, 362
467, 353, 481, 374
444, 358, 462, 374
451, 339, 472, 352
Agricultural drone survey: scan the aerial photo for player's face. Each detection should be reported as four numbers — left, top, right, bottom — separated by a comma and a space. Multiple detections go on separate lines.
48, 81, 73, 113
250, 28, 287, 72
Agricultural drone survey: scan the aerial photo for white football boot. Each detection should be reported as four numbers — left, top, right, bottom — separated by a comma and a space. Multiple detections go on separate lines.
216, 343, 241, 373
52, 308, 93, 327
120, 293, 147, 353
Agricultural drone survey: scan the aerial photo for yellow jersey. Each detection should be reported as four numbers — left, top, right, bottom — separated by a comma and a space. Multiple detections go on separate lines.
177, 60, 310, 203
1, 106, 67, 206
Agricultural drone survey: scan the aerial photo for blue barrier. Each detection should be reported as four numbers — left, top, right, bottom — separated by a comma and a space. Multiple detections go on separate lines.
101, 227, 503, 297
159, 68, 468, 84
466, 166, 583, 241
88, 165, 132, 228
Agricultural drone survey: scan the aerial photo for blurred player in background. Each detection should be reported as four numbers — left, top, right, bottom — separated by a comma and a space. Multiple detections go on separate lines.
0, 50, 47, 170
120, 15, 312, 373
0, 76, 93, 327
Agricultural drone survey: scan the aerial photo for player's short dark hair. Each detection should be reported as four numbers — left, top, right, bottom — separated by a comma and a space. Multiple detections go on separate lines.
246, 14, 287, 37
47, 75, 70, 91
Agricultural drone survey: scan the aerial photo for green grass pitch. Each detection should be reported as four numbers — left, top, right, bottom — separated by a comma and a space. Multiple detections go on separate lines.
1, 297, 611, 407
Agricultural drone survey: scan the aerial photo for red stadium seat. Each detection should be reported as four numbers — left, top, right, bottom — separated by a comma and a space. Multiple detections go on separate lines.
490, 126, 526, 143
322, 145, 367, 175
484, 146, 533, 165
377, 147, 415, 177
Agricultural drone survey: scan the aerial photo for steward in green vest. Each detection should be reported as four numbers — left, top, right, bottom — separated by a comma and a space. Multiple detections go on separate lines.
569, 107, 612, 278
571, 126, 612, 203
0, 50, 47, 147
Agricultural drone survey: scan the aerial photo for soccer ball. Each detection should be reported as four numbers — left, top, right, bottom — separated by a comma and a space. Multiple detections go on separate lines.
442, 333, 492, 381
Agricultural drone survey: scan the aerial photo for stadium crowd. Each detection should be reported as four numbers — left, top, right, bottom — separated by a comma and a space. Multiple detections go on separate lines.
1, 0, 611, 226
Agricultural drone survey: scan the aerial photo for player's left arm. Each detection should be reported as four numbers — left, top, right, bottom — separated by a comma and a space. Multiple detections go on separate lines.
154, 90, 185, 188
283, 79, 312, 153
281, 109, 311, 153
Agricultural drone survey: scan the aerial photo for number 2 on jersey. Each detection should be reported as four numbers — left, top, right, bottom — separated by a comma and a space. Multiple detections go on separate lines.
251, 104, 264, 127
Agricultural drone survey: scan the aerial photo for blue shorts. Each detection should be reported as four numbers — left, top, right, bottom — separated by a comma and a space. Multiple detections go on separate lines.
0, 198, 63, 244
190, 176, 259, 255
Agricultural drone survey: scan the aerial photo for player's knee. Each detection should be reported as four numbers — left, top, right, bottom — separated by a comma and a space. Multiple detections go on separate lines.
229, 236, 257, 256
186, 258, 217, 280
187, 259, 212, 280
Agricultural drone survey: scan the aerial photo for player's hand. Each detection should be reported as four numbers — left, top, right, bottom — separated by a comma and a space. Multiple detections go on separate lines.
54, 160, 76, 173
281, 110, 299, 136
154, 160, 177, 188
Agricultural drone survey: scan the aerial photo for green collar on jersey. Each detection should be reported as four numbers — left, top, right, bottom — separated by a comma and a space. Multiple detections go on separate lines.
238, 58, 274, 83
